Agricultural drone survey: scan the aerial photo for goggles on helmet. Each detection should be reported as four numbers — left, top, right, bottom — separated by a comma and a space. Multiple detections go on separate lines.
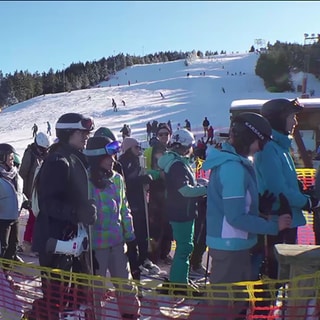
289, 98, 304, 113
84, 140, 122, 157
56, 117, 95, 131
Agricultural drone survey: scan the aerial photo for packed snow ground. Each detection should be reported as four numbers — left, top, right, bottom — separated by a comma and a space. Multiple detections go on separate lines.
1, 52, 319, 156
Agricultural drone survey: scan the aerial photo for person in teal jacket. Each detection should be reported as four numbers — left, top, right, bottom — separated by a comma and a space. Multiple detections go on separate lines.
157, 129, 207, 295
196, 113, 292, 320
254, 98, 320, 279
84, 136, 140, 320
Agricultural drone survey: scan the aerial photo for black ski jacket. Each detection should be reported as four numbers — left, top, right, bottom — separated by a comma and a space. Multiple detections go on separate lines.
32, 143, 90, 254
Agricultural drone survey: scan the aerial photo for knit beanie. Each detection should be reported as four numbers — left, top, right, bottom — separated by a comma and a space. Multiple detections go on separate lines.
122, 137, 139, 153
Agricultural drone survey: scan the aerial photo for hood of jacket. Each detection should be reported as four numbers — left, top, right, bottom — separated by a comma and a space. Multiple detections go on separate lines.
158, 151, 190, 173
202, 142, 253, 171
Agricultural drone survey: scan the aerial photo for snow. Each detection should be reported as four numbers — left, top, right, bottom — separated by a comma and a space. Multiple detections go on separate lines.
1, 52, 319, 157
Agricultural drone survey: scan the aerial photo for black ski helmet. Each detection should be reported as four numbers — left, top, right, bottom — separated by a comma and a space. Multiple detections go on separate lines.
261, 98, 303, 134
94, 127, 118, 141
0, 143, 17, 163
231, 112, 272, 156
85, 136, 113, 167
55, 113, 95, 143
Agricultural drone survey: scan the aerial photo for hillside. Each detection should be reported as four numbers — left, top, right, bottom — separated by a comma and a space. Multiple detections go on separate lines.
1, 52, 319, 156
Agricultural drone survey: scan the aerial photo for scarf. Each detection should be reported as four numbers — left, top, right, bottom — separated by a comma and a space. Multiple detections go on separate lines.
0, 165, 18, 188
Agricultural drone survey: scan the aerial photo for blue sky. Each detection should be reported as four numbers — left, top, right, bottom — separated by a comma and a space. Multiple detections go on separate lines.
1, 1, 319, 75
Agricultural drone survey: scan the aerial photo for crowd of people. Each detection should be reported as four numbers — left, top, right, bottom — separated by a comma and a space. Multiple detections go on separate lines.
1, 98, 319, 319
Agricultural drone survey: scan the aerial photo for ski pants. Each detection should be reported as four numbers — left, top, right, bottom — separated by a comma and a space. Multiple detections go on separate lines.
93, 244, 140, 319
169, 220, 194, 284
23, 208, 36, 243
131, 212, 148, 265
190, 199, 207, 269
0, 219, 19, 261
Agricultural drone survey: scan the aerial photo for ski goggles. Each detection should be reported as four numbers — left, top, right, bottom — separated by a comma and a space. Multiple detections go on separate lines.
84, 140, 122, 157
56, 117, 95, 131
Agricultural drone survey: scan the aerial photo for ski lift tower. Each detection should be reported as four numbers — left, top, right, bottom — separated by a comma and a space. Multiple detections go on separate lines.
254, 39, 266, 52
302, 33, 319, 97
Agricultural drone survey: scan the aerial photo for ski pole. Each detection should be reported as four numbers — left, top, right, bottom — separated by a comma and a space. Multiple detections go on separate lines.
139, 154, 152, 253
204, 246, 210, 287
143, 186, 152, 253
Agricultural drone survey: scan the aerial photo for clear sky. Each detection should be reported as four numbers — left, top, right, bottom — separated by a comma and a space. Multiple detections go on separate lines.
1, 1, 319, 75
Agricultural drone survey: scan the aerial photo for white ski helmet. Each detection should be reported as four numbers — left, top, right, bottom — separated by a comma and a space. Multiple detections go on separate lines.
170, 129, 195, 147
35, 132, 51, 149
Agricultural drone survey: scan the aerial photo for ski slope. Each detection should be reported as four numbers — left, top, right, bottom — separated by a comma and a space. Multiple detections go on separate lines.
0, 52, 319, 156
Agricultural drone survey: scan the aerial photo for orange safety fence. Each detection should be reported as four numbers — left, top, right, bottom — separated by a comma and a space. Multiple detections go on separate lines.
296, 168, 316, 191
1, 258, 320, 319
296, 168, 317, 245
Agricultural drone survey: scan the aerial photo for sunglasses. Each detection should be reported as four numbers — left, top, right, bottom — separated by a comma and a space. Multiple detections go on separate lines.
84, 140, 122, 156
56, 117, 95, 131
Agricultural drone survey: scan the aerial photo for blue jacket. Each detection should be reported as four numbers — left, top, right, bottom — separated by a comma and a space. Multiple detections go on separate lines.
202, 142, 279, 251
0, 167, 24, 220
158, 151, 206, 222
254, 130, 307, 228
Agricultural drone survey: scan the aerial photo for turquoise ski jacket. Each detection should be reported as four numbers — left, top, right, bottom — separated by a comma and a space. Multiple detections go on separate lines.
202, 142, 279, 251
254, 129, 307, 228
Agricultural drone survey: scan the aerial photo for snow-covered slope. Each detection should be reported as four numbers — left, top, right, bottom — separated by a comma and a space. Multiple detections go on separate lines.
1, 52, 319, 156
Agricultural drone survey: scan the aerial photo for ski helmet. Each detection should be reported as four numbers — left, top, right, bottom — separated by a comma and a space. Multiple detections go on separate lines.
94, 127, 118, 141
85, 136, 121, 170
230, 112, 272, 156
0, 143, 17, 163
35, 132, 51, 149
55, 113, 95, 143
170, 129, 195, 147
156, 123, 172, 135
261, 98, 303, 134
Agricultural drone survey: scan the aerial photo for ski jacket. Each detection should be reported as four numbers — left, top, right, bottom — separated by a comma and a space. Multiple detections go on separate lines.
202, 119, 210, 127
202, 142, 279, 251
207, 126, 214, 138
120, 126, 129, 136
118, 150, 146, 216
19, 143, 44, 199
144, 143, 167, 212
89, 171, 135, 249
0, 166, 24, 220
32, 143, 91, 254
158, 151, 206, 222
254, 129, 307, 228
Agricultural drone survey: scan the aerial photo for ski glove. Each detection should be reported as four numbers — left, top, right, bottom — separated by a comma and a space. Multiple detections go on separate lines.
21, 200, 32, 210
259, 190, 276, 214
277, 193, 292, 217
78, 199, 97, 225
